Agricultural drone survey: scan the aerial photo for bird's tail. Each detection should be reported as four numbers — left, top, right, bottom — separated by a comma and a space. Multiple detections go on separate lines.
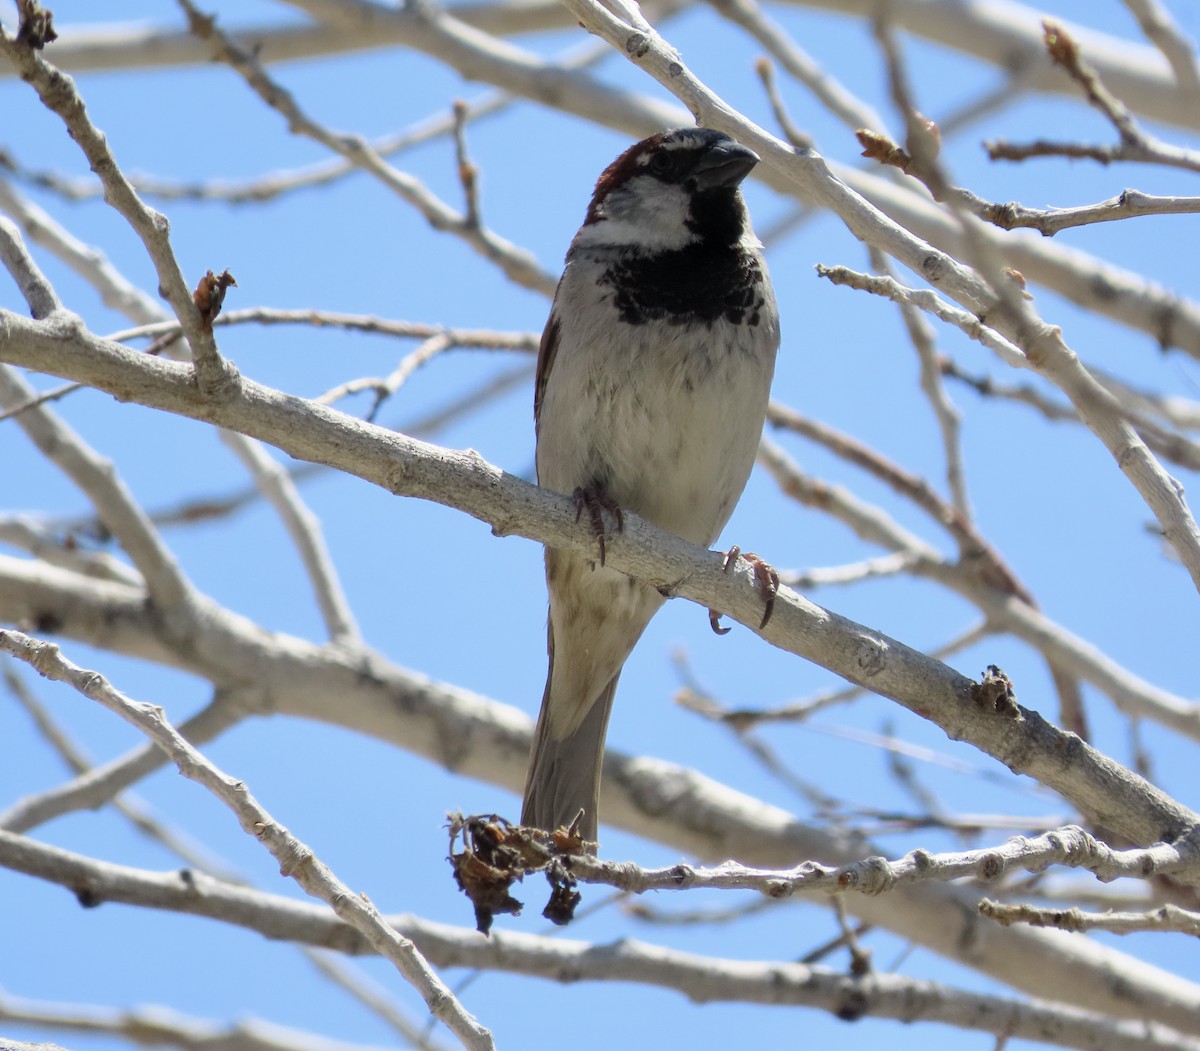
521, 661, 619, 848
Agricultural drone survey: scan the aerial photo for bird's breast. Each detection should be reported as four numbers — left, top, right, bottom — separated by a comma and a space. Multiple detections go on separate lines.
536, 252, 779, 547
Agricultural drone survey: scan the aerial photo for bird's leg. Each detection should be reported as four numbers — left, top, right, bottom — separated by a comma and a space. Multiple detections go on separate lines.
573, 484, 624, 567
709, 545, 780, 634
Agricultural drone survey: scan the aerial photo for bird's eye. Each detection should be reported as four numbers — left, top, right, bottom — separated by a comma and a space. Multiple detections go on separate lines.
648, 152, 673, 176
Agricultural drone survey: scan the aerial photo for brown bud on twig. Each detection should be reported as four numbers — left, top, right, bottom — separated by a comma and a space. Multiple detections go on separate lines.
1004, 266, 1034, 300
856, 129, 912, 173
1042, 19, 1079, 70
446, 810, 592, 934
16, 0, 58, 49
193, 269, 237, 329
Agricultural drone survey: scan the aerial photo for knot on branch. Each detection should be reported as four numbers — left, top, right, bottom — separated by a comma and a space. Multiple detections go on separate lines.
839, 855, 893, 894
976, 851, 1005, 881
971, 664, 1020, 716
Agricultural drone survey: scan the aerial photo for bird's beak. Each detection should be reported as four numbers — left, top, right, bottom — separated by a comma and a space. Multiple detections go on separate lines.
691, 140, 760, 190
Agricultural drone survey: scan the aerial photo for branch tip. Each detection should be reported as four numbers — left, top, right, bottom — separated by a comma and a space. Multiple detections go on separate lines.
16, 0, 58, 49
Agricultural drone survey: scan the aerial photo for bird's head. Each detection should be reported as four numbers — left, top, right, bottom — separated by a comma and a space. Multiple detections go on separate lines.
576, 127, 760, 252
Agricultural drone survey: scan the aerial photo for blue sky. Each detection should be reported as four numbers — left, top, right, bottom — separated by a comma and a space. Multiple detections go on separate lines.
2, 1, 1199, 1049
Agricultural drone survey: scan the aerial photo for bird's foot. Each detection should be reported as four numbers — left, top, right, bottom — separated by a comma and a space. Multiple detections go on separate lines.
709, 545, 780, 634
573, 484, 624, 567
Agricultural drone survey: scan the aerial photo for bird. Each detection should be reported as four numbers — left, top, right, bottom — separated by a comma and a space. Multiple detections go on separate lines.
521, 127, 781, 848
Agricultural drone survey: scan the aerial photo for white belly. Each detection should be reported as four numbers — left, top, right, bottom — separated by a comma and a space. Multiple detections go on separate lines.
537, 282, 778, 547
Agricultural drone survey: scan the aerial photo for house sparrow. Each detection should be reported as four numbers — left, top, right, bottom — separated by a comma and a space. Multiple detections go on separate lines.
522, 127, 780, 847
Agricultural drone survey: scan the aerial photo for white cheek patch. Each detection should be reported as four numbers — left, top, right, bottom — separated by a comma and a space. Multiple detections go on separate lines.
574, 176, 699, 252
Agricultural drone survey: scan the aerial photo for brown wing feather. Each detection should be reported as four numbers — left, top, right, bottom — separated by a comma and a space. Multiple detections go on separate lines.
533, 305, 561, 439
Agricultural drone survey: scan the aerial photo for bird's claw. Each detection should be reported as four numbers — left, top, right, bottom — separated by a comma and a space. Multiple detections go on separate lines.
708, 545, 779, 634
743, 551, 780, 628
573, 484, 624, 567
708, 608, 732, 635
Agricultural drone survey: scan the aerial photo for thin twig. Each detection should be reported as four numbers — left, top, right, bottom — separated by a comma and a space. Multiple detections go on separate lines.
0, 515, 143, 586
0, 90, 514, 206
1120, 0, 1200, 100
716, 0, 886, 137
2, 663, 448, 1049
0, 687, 250, 834
221, 436, 362, 645
0, 214, 60, 318
175, 0, 554, 296
451, 100, 481, 229
778, 551, 918, 589
0, 378, 82, 422
766, 402, 1030, 602
985, 189, 1200, 236
868, 245, 971, 517
316, 333, 452, 419
116, 307, 541, 351
562, 824, 1200, 899
0, 986, 417, 1051
939, 356, 1200, 471
0, 365, 196, 610
815, 264, 1200, 590
986, 21, 1200, 173
673, 650, 842, 811
3, 823, 1192, 1049
980, 898, 1200, 936
753, 57, 812, 150
2, 665, 245, 882
0, 20, 235, 392
0, 630, 496, 1051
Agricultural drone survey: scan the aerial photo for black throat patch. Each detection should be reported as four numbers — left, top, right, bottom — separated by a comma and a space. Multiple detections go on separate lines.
592, 184, 765, 328
598, 241, 767, 328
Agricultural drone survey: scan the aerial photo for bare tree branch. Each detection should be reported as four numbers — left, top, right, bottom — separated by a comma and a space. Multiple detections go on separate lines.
9, 1, 1198, 139
981, 897, 1200, 936
813, 263, 1200, 590
1, 313, 1195, 851
0, 366, 196, 610
1121, 0, 1200, 99
1, 826, 1198, 1047
0, 21, 234, 395
4, 3, 1200, 1046
0, 988, 401, 1051
565, 824, 1200, 897
0, 630, 496, 1051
